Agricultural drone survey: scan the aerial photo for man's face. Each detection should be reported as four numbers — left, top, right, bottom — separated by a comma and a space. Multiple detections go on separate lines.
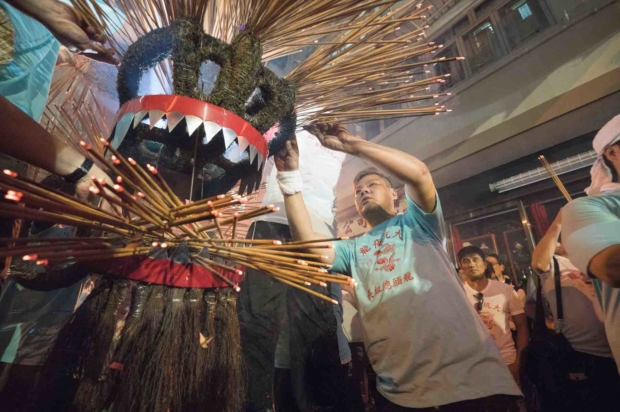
485, 256, 504, 277
354, 174, 396, 219
460, 254, 487, 281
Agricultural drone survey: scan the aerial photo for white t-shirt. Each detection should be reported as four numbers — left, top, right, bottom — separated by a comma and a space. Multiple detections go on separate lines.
563, 187, 620, 371
257, 130, 346, 237
332, 195, 520, 408
463, 280, 524, 365
536, 255, 612, 358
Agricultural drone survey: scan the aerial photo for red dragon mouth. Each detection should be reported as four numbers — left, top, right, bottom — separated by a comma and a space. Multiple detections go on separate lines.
111, 95, 268, 171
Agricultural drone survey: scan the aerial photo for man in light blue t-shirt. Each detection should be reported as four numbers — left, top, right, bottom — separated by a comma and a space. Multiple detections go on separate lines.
275, 124, 521, 411
563, 114, 620, 372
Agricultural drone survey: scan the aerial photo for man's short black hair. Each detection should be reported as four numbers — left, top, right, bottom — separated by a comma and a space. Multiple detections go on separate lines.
484, 252, 503, 266
457, 246, 485, 264
603, 154, 619, 183
353, 167, 392, 188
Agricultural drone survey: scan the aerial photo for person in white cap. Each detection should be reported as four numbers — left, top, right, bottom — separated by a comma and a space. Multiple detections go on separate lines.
562, 113, 620, 372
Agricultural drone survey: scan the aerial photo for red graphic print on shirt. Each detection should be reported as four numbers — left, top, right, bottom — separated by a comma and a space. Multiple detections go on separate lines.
373, 243, 400, 272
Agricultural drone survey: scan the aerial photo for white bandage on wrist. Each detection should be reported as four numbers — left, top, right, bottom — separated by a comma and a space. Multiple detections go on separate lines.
276, 170, 303, 195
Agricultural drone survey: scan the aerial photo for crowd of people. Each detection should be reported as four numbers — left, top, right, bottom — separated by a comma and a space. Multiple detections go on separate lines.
0, 1, 620, 412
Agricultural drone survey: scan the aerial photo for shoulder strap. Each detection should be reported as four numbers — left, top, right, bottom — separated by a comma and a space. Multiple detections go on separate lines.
534, 268, 548, 336
553, 257, 564, 330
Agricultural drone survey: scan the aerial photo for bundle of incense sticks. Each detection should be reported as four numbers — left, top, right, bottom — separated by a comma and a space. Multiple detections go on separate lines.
0, 140, 352, 303
74, 0, 458, 125
538, 155, 572, 202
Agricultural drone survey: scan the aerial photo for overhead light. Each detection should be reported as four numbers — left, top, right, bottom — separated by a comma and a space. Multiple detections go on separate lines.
489, 150, 597, 193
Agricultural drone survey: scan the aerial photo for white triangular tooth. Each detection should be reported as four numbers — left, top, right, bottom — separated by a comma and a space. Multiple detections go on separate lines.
186, 115, 203, 135
112, 113, 134, 149
166, 112, 184, 132
222, 127, 237, 149
203, 121, 221, 143
148, 110, 165, 129
249, 145, 258, 164
237, 136, 249, 152
257, 153, 263, 169
132, 110, 147, 128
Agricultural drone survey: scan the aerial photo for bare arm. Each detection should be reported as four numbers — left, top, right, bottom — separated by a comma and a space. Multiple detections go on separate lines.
0, 95, 112, 198
589, 245, 620, 288
5, 0, 118, 65
531, 212, 562, 273
276, 138, 335, 263
309, 124, 436, 212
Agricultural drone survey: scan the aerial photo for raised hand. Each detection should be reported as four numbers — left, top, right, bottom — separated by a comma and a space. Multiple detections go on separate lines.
304, 123, 363, 154
274, 137, 300, 172
40, 1, 119, 65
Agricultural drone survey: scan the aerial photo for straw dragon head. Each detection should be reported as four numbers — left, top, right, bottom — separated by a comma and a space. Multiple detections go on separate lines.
110, 19, 296, 199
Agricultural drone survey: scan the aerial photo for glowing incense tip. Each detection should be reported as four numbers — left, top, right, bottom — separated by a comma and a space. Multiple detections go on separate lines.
89, 186, 100, 195
111, 156, 121, 165
4, 190, 23, 201
152, 242, 159, 247
239, 197, 248, 203
137, 192, 145, 198
100, 138, 109, 146
217, 194, 226, 199
433, 95, 439, 98
304, 282, 312, 286
234, 286, 241, 292
79, 141, 91, 150
319, 269, 328, 273
331, 299, 338, 305
36, 259, 49, 266
113, 184, 124, 193
320, 282, 327, 287
266, 204, 274, 208
131, 196, 137, 201
447, 109, 453, 112
161, 242, 168, 248
273, 240, 282, 245
328, 245, 334, 249
447, 93, 452, 96
321, 255, 329, 259
271, 207, 280, 212
3, 169, 17, 177
457, 56, 465, 60
128, 158, 137, 165
23, 254, 38, 261
341, 237, 349, 240
298, 260, 307, 265
116, 176, 123, 184
233, 212, 239, 217
236, 270, 244, 275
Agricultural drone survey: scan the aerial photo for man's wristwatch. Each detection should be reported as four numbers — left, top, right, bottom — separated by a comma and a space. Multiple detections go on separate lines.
61, 158, 94, 184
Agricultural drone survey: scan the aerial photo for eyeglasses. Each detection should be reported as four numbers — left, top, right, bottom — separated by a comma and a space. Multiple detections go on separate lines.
474, 292, 484, 312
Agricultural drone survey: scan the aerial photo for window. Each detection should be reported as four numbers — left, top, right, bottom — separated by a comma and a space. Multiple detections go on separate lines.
462, 20, 504, 74
434, 16, 470, 46
361, 120, 381, 140
432, 43, 467, 91
499, 0, 551, 49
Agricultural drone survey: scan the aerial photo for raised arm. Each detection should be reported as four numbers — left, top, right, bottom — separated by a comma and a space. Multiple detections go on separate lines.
274, 138, 335, 264
0, 95, 113, 199
531, 211, 562, 273
5, 0, 118, 65
308, 123, 436, 213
